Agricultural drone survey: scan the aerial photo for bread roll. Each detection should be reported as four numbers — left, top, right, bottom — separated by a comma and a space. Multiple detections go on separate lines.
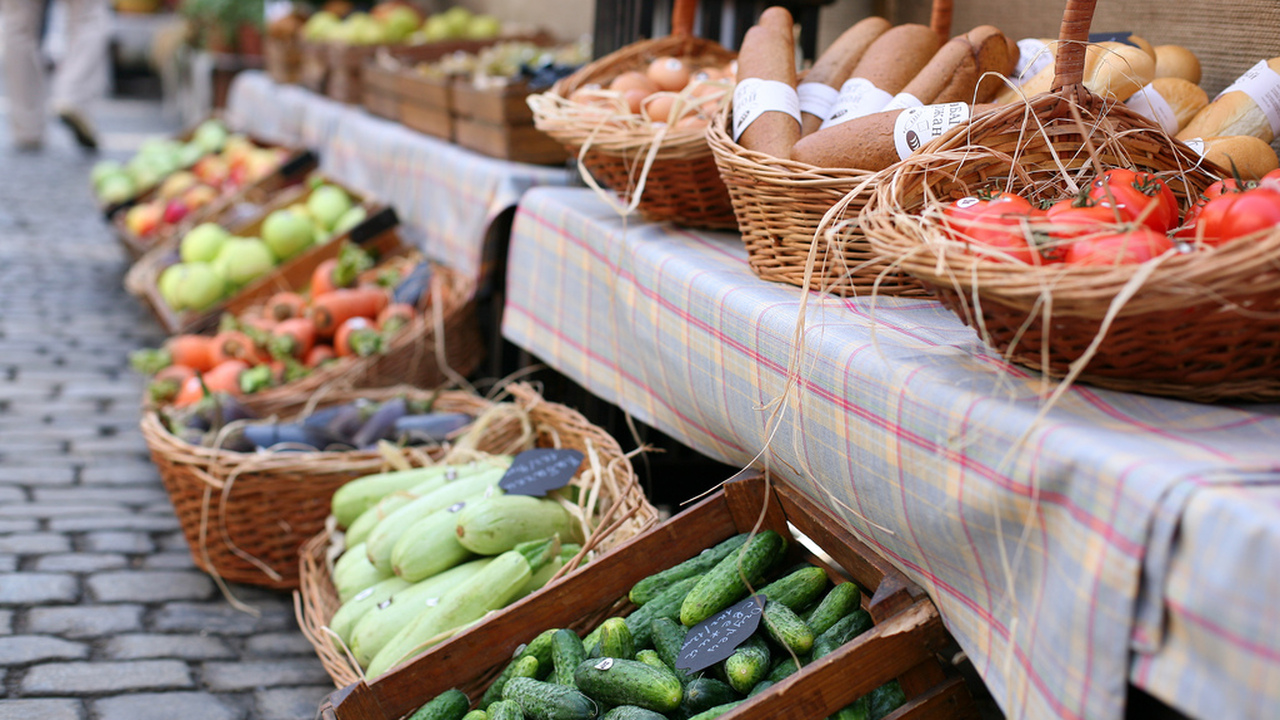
970, 25, 1018, 102
996, 40, 1154, 103
792, 102, 995, 170
819, 24, 943, 128
799, 16, 891, 134
1154, 45, 1202, 85
1193, 135, 1280, 179
1126, 77, 1209, 133
1178, 57, 1280, 143
896, 35, 979, 107
1127, 34, 1156, 60
735, 7, 799, 158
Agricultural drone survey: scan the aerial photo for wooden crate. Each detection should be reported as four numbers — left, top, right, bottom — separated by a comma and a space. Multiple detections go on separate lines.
398, 71, 455, 141
299, 39, 330, 93
362, 60, 403, 121
318, 473, 978, 720
451, 79, 567, 165
265, 34, 303, 85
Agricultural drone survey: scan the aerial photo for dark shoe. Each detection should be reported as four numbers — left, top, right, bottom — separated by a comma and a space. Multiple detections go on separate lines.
57, 110, 99, 151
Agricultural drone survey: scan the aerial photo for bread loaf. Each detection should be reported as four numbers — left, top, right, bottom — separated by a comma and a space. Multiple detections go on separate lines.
1192, 135, 1280, 179
895, 35, 979, 107
1125, 77, 1208, 133
996, 39, 1153, 103
792, 102, 995, 170
969, 25, 1018, 102
1177, 57, 1280, 143
819, 24, 943, 128
798, 16, 891, 134
735, 7, 800, 158
1153, 45, 1201, 85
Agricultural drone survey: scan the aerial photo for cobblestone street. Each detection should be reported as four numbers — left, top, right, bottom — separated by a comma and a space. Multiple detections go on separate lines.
0, 97, 332, 718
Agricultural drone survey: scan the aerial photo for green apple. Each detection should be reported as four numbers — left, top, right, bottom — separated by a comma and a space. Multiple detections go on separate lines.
261, 209, 316, 261
306, 185, 354, 231
180, 222, 230, 264
302, 10, 340, 40
214, 237, 277, 287
332, 205, 368, 237
178, 141, 205, 168
379, 5, 421, 42
157, 263, 188, 309
441, 6, 472, 37
96, 173, 136, 204
91, 160, 124, 187
176, 263, 227, 311
465, 14, 501, 40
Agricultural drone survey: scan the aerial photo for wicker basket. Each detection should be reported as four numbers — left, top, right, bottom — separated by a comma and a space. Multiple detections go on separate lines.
295, 382, 659, 686
860, 0, 1280, 402
705, 2, 955, 298
529, 0, 737, 230
142, 386, 497, 591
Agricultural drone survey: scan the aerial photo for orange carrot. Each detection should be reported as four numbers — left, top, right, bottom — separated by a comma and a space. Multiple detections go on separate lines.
334, 316, 382, 357
377, 302, 416, 333
164, 335, 216, 373
265, 291, 307, 322
172, 375, 206, 407
269, 317, 317, 359
172, 360, 249, 406
309, 287, 390, 337
148, 364, 196, 406
304, 344, 336, 368
310, 258, 340, 298
212, 330, 263, 365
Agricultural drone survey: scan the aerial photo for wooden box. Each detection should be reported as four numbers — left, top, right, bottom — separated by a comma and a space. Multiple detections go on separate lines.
299, 39, 331, 94
450, 79, 568, 165
264, 34, 303, 85
362, 60, 403, 121
318, 473, 978, 720
398, 71, 455, 141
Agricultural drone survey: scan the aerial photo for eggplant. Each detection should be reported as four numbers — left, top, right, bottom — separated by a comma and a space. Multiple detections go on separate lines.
393, 412, 473, 444
323, 402, 370, 446
351, 398, 408, 449
300, 402, 362, 431
241, 423, 323, 451
392, 261, 433, 307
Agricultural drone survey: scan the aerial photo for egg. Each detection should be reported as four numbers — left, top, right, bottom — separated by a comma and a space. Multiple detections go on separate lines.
647, 56, 691, 92
622, 88, 650, 114
676, 115, 709, 129
643, 94, 679, 123
568, 84, 608, 105
691, 67, 724, 83
687, 81, 726, 116
610, 71, 659, 96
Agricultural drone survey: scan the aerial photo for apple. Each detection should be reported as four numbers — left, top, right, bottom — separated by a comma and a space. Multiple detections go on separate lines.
96, 173, 136, 204
421, 15, 451, 41
262, 209, 316, 261
213, 237, 277, 287
192, 119, 230, 154
180, 223, 230, 263
163, 199, 190, 225
158, 263, 187, 309
157, 170, 198, 200
332, 205, 368, 236
178, 142, 205, 168
91, 160, 124, 187
124, 202, 164, 237
464, 14, 500, 40
441, 6, 472, 37
174, 263, 227, 311
221, 135, 256, 167
302, 10, 341, 40
306, 185, 354, 231
181, 184, 218, 212
193, 154, 230, 186
377, 5, 422, 42
242, 149, 282, 184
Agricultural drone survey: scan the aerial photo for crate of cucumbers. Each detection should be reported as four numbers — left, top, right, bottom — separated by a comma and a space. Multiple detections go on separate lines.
316, 473, 978, 720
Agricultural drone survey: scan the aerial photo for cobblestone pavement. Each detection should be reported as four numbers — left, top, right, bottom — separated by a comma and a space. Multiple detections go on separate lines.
0, 97, 333, 717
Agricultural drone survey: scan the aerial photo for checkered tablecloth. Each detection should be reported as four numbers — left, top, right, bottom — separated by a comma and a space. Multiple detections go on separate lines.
224, 71, 572, 284
501, 187, 1280, 720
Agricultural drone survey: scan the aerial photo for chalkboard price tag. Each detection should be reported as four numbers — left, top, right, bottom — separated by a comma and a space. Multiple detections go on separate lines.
1088, 31, 1137, 47
675, 595, 765, 673
498, 448, 584, 496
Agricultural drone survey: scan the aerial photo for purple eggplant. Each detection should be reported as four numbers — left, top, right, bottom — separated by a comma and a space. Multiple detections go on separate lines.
351, 398, 408, 449
393, 413, 473, 444
241, 423, 323, 451
392, 261, 433, 308
324, 402, 370, 446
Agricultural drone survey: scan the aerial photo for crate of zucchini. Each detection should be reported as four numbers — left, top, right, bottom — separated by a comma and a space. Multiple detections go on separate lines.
318, 474, 977, 720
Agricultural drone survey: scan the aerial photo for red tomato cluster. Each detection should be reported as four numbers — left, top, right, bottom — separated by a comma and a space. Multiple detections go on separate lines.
938, 168, 1280, 266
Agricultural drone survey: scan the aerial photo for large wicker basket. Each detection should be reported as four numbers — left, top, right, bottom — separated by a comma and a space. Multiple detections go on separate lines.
141, 386, 498, 591
859, 0, 1280, 402
529, 0, 737, 230
295, 382, 659, 686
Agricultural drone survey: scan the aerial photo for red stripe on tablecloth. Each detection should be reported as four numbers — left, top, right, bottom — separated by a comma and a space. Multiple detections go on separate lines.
1168, 597, 1280, 663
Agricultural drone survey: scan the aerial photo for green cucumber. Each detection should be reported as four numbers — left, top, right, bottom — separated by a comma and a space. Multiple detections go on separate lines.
595, 617, 634, 659
328, 575, 413, 647
391, 497, 485, 582
811, 609, 873, 660
502, 676, 597, 720
574, 657, 683, 713
679, 530, 787, 627
722, 635, 770, 694
686, 701, 744, 720
407, 688, 470, 720
829, 696, 870, 720
600, 706, 666, 720
333, 543, 394, 603
484, 700, 523, 720
480, 628, 560, 708
766, 656, 804, 683
868, 680, 906, 720
758, 566, 828, 610
332, 458, 511, 528
365, 467, 507, 572
747, 680, 773, 697
627, 534, 749, 606
803, 582, 861, 637
551, 629, 586, 686
455, 494, 583, 556
650, 617, 698, 687
681, 677, 739, 716
762, 601, 815, 656
461, 711, 487, 720
623, 574, 703, 649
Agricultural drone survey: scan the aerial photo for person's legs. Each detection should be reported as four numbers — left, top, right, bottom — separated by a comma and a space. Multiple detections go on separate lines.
2, 0, 50, 148
51, 0, 110, 149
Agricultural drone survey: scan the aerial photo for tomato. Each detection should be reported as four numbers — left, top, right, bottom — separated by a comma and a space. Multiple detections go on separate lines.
1189, 192, 1239, 246
1258, 169, 1280, 193
1087, 168, 1180, 233
1045, 197, 1120, 238
1064, 227, 1174, 265
1217, 188, 1280, 244
940, 196, 993, 243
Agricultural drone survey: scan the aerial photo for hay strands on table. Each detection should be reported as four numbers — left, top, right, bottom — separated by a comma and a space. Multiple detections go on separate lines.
860, 0, 1280, 402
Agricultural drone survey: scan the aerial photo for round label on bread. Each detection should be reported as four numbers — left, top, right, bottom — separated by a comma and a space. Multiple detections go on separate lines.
822, 78, 894, 129
1126, 83, 1179, 134
894, 102, 972, 160
1216, 59, 1280, 137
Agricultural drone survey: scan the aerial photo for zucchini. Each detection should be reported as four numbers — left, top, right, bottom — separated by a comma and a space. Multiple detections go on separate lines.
761, 601, 815, 656
333, 544, 394, 603
594, 617, 634, 660
551, 629, 586, 686
406, 688, 470, 720
868, 680, 906, 720
502, 676, 597, 720
679, 530, 787, 627
600, 706, 666, 720
480, 628, 560, 708
574, 657, 683, 713
650, 617, 698, 687
484, 700, 523, 720
391, 499, 483, 582
721, 635, 770, 694
830, 696, 870, 720
623, 574, 703, 649
365, 467, 507, 572
456, 495, 583, 556
686, 701, 744, 720
681, 677, 739, 716
332, 458, 511, 528
804, 582, 861, 637
811, 609, 873, 660
516, 543, 581, 602
345, 490, 416, 547
758, 566, 828, 610
327, 575, 413, 647
627, 534, 749, 606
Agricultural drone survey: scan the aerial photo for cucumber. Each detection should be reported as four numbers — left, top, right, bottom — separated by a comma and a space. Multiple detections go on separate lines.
328, 575, 413, 647
365, 468, 507, 572
407, 688, 470, 720
747, 680, 773, 697
766, 656, 804, 683
333, 544, 394, 603
348, 557, 496, 668
811, 609, 873, 660
804, 582, 861, 637
480, 628, 560, 708
633, 649, 669, 673
686, 701, 744, 720
484, 700, 523, 720
502, 676, 597, 720
627, 534, 749, 606
722, 635, 770, 694
679, 530, 787, 627
551, 629, 586, 686
332, 458, 511, 528
461, 712, 487, 720
761, 601, 815, 656
829, 696, 870, 720
623, 574, 703, 649
758, 566, 828, 610
867, 680, 906, 720
455, 495, 583, 556
595, 617, 634, 660
574, 657, 683, 713
600, 706, 666, 720
391, 498, 484, 581
650, 617, 698, 687
681, 677, 739, 716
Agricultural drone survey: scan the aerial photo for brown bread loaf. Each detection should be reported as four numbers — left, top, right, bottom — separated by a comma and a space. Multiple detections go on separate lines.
792, 102, 995, 170
735, 7, 799, 158
798, 16, 892, 134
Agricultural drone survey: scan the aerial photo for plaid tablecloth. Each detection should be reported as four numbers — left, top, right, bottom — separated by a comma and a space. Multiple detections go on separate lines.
501, 187, 1280, 720
224, 71, 572, 283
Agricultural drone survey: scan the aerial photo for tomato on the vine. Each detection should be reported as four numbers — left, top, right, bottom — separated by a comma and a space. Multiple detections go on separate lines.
1217, 188, 1280, 244
1087, 168, 1180, 233
1044, 196, 1121, 238
1063, 227, 1174, 265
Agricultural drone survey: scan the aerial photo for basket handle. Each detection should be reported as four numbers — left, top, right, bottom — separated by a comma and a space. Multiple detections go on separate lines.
672, 0, 697, 38
1051, 0, 1097, 91
930, 0, 954, 42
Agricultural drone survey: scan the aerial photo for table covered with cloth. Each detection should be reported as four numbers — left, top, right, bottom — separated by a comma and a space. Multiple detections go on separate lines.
224, 71, 573, 283
500, 187, 1280, 720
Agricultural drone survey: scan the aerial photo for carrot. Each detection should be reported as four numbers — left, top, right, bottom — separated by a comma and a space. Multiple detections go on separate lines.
172, 359, 249, 406
164, 335, 217, 372
309, 287, 390, 337
265, 291, 307, 322
310, 258, 340, 298
172, 375, 206, 407
334, 316, 382, 357
237, 315, 276, 353
269, 317, 317, 360
377, 302, 416, 334
304, 343, 336, 368
212, 330, 264, 365
147, 364, 195, 406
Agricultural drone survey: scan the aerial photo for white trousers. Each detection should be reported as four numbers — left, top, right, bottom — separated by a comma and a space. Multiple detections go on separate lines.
2, 0, 111, 144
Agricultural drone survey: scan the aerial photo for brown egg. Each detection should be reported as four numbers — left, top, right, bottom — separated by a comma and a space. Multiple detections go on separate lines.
647, 56, 691, 92
643, 94, 678, 123
610, 71, 659, 96
687, 81, 726, 116
675, 115, 709, 129
690, 67, 724, 84
622, 88, 650, 114
568, 84, 607, 105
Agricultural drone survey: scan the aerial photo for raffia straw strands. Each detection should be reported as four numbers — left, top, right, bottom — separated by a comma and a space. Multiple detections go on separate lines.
295, 381, 657, 687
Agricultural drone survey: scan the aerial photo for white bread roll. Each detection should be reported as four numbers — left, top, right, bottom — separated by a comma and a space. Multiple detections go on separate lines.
995, 40, 1153, 104
1154, 45, 1202, 85
1189, 135, 1280, 179
1126, 77, 1209, 133
1177, 57, 1280, 143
